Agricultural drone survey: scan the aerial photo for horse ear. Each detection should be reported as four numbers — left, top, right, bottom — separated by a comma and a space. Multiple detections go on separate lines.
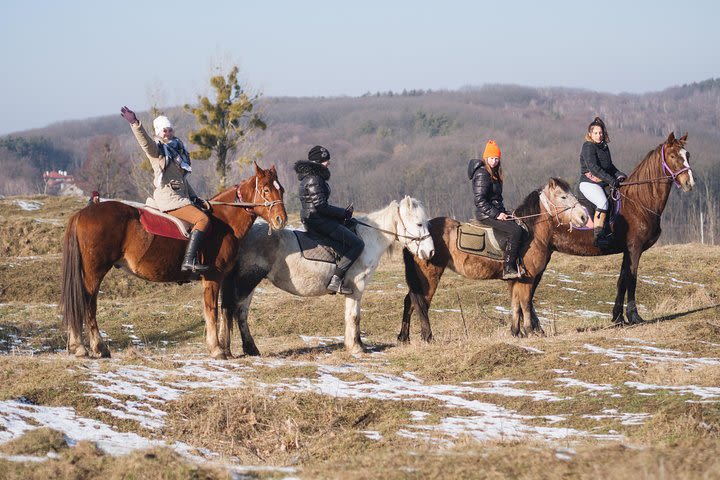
270, 164, 277, 176
678, 132, 688, 146
666, 132, 676, 144
253, 161, 262, 175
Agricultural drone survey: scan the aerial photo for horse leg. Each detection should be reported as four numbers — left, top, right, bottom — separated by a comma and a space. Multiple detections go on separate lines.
398, 292, 414, 343
612, 253, 631, 325
510, 282, 525, 337
237, 293, 260, 356
85, 293, 111, 358
344, 294, 364, 354
202, 279, 227, 360
529, 267, 546, 331
67, 322, 87, 358
624, 250, 645, 324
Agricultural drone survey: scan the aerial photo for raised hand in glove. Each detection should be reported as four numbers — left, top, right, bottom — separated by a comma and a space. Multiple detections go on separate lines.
120, 106, 138, 125
344, 203, 354, 221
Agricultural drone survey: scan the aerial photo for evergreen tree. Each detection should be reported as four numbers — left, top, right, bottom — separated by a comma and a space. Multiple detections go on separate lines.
185, 66, 266, 189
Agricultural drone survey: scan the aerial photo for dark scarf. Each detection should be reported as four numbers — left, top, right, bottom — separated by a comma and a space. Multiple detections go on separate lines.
159, 138, 192, 173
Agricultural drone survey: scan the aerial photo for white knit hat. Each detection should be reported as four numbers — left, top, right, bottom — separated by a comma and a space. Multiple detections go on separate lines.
153, 116, 173, 137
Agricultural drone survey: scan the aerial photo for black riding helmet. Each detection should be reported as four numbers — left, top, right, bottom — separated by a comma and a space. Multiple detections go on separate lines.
308, 145, 330, 163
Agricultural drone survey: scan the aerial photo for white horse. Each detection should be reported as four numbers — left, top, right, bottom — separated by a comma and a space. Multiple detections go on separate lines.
220, 196, 435, 356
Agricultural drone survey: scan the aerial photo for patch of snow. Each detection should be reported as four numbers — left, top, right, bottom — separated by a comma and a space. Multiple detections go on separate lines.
555, 378, 614, 393
362, 430, 383, 441
625, 382, 720, 401
13, 200, 42, 211
582, 409, 651, 425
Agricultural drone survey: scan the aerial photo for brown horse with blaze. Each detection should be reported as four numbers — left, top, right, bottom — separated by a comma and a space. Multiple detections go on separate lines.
60, 163, 286, 359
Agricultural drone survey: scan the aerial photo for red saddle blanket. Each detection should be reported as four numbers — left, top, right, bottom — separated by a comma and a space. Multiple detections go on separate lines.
139, 209, 190, 241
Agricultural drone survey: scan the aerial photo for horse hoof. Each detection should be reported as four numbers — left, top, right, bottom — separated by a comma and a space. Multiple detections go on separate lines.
348, 344, 365, 355
242, 343, 261, 356
210, 350, 228, 360
74, 346, 88, 358
397, 334, 410, 344
531, 328, 546, 337
420, 333, 433, 343
628, 312, 645, 325
612, 314, 626, 326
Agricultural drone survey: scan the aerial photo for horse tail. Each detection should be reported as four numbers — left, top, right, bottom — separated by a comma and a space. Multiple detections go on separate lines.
403, 247, 430, 323
60, 214, 87, 335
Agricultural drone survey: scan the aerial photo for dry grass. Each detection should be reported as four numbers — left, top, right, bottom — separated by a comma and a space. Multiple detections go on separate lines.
1, 195, 720, 478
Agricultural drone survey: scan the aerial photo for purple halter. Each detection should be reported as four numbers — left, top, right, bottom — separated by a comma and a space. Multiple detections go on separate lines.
661, 144, 691, 188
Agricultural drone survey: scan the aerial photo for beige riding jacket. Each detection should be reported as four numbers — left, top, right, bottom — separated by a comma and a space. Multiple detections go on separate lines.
130, 121, 197, 212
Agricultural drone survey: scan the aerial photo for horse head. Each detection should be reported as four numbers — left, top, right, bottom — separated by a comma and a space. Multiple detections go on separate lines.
662, 132, 694, 192
237, 162, 287, 231
397, 196, 435, 260
540, 178, 587, 228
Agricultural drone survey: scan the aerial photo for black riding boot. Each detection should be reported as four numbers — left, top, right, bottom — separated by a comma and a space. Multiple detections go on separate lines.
181, 230, 209, 273
502, 241, 522, 280
327, 267, 353, 295
593, 211, 611, 249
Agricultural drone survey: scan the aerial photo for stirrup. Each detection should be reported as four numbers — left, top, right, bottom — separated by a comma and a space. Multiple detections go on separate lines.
327, 275, 353, 295
181, 259, 209, 273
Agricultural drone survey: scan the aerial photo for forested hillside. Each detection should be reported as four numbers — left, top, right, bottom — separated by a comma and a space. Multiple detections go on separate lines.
2, 79, 719, 243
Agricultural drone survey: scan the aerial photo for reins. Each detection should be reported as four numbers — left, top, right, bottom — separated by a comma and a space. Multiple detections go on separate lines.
353, 219, 431, 242
209, 177, 284, 209
509, 191, 580, 231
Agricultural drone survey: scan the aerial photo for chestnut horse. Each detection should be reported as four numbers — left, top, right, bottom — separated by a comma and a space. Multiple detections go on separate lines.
399, 178, 588, 340
526, 132, 694, 327
60, 163, 286, 360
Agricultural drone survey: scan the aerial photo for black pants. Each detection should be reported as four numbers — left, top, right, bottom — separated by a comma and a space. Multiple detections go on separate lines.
478, 217, 524, 258
304, 218, 365, 275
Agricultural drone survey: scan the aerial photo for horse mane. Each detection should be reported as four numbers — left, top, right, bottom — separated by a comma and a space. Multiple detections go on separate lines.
514, 190, 541, 219
625, 143, 667, 201
361, 200, 398, 257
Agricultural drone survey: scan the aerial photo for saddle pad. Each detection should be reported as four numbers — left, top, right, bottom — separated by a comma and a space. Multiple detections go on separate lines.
456, 222, 505, 260
576, 192, 622, 230
139, 208, 191, 240
293, 230, 340, 264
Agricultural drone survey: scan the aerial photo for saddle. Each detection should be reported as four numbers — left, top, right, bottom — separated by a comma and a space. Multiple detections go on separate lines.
456, 221, 506, 260
576, 187, 621, 230
293, 223, 359, 264
120, 199, 191, 240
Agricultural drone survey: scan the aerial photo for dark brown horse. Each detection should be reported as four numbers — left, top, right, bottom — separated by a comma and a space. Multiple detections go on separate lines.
399, 178, 588, 341
60, 163, 286, 359
526, 132, 694, 327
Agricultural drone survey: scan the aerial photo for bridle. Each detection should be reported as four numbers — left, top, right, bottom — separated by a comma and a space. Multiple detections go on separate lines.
660, 144, 691, 189
614, 143, 692, 217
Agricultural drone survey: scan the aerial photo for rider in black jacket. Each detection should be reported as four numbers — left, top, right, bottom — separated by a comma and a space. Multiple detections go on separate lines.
578, 117, 627, 248
469, 140, 524, 280
294, 145, 364, 295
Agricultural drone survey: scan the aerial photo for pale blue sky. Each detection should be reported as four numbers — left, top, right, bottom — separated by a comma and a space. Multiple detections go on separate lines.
1, 0, 718, 135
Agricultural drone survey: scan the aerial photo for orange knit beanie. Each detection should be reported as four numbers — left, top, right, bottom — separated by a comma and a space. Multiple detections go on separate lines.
483, 140, 501, 159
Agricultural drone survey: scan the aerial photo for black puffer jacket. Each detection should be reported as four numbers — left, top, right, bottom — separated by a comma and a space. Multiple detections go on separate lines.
579, 141, 625, 186
294, 160, 347, 223
468, 158, 507, 221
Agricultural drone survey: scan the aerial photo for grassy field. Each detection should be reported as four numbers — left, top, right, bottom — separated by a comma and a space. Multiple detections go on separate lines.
0, 195, 719, 479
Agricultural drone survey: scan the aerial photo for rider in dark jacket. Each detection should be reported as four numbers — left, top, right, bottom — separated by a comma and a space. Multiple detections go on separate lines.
294, 145, 364, 295
578, 117, 627, 248
469, 140, 524, 280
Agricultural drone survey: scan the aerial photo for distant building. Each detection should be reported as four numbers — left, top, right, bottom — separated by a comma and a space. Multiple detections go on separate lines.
43, 170, 83, 196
